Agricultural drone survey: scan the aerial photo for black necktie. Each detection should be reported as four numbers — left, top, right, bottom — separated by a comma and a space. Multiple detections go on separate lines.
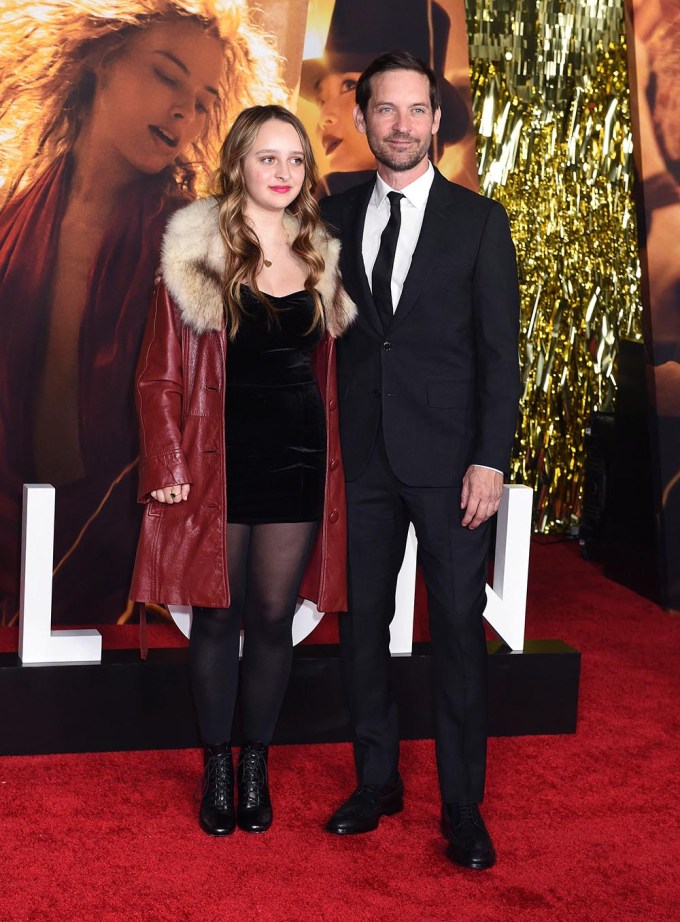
371, 191, 404, 328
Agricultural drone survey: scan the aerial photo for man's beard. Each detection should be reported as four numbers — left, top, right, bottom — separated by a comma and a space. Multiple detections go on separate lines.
366, 129, 430, 172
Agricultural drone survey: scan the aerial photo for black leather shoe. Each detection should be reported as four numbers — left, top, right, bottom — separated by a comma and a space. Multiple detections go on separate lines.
325, 779, 404, 835
441, 803, 496, 870
237, 742, 272, 833
198, 743, 235, 836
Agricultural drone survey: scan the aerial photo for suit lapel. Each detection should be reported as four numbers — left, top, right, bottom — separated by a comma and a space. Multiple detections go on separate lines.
390, 171, 454, 332
342, 181, 384, 336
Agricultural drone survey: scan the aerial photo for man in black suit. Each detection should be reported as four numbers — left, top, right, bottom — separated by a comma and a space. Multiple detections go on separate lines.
320, 51, 520, 870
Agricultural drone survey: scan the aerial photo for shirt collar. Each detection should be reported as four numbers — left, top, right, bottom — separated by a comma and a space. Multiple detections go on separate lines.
371, 161, 435, 210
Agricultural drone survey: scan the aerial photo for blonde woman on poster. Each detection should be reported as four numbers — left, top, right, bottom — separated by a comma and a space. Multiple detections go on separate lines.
0, 1, 287, 627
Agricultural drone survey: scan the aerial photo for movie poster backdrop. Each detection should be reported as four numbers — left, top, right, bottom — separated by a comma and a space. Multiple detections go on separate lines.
0, 0, 303, 628
0, 0, 474, 630
627, 0, 680, 611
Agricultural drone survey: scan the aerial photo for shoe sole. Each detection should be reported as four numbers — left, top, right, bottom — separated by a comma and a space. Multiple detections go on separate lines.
199, 821, 236, 836
237, 822, 272, 833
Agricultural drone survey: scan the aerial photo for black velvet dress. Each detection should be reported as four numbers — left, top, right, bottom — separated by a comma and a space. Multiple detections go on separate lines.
225, 287, 326, 524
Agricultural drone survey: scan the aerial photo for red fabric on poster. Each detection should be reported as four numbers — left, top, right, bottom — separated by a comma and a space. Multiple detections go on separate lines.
0, 157, 180, 626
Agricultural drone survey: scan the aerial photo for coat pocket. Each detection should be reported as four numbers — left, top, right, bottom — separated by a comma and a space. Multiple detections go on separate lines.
426, 381, 473, 409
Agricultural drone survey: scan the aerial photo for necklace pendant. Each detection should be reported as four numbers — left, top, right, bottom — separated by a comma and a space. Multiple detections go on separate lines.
263, 259, 272, 268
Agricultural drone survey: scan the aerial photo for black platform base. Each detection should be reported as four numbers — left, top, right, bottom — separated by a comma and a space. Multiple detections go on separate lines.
0, 640, 579, 756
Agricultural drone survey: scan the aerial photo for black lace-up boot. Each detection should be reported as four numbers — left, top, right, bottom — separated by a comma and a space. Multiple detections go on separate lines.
199, 743, 235, 836
237, 742, 272, 833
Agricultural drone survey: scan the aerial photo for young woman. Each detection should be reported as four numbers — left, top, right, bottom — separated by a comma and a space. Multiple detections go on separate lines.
0, 0, 286, 626
130, 105, 355, 835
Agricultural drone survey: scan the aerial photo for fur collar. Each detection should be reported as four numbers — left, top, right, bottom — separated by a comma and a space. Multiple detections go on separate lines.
161, 196, 356, 338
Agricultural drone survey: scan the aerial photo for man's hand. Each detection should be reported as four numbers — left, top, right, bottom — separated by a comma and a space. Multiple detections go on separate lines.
460, 466, 503, 529
151, 483, 191, 504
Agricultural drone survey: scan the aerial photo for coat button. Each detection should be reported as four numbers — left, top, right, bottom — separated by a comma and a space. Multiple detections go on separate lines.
330, 457, 339, 470
328, 398, 337, 410
372, 388, 381, 398
329, 510, 339, 523
383, 341, 392, 351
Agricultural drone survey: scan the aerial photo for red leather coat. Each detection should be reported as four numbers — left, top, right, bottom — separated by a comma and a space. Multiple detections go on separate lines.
129, 198, 356, 612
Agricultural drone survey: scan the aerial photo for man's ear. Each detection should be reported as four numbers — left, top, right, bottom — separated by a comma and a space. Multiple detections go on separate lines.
353, 104, 367, 135
431, 106, 442, 137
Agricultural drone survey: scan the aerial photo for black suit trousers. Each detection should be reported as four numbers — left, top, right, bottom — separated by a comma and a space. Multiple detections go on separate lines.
339, 427, 490, 805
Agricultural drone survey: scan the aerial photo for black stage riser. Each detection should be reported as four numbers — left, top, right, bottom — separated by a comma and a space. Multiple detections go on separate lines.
0, 641, 580, 756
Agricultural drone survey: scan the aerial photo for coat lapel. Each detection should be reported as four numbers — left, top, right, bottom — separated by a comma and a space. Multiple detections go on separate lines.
390, 171, 454, 332
342, 181, 385, 337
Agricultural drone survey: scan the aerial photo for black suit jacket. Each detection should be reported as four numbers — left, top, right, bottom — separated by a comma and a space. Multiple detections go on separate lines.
320, 168, 521, 487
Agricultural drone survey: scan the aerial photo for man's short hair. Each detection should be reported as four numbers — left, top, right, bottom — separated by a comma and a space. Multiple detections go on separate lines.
355, 50, 441, 117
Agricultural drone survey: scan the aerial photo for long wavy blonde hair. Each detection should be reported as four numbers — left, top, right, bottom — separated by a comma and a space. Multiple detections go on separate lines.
0, 0, 286, 206
213, 105, 326, 339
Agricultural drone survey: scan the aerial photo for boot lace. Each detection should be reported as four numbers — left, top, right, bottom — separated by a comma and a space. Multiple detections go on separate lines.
197, 752, 232, 808
240, 747, 268, 806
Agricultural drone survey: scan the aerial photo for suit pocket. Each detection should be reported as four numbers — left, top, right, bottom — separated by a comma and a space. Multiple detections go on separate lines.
427, 381, 473, 408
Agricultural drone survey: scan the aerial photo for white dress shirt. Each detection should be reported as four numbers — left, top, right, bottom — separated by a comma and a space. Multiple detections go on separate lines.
362, 162, 434, 311
362, 162, 501, 476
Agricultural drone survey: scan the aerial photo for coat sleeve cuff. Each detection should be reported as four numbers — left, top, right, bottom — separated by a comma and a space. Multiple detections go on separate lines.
137, 450, 192, 502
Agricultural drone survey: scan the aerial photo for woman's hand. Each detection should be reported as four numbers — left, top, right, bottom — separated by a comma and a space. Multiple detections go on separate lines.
150, 484, 191, 504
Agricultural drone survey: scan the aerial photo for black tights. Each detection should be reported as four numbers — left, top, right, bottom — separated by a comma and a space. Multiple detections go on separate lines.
189, 521, 317, 746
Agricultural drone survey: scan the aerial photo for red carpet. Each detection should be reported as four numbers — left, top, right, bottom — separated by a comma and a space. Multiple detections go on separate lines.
1, 540, 679, 921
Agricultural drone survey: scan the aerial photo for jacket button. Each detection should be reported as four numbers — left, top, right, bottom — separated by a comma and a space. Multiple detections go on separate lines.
330, 457, 339, 470
372, 388, 381, 398
383, 341, 392, 351
328, 398, 337, 410
329, 510, 339, 523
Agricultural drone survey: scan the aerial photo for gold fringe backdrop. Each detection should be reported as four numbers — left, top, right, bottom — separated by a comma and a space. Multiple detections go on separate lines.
465, 0, 643, 532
